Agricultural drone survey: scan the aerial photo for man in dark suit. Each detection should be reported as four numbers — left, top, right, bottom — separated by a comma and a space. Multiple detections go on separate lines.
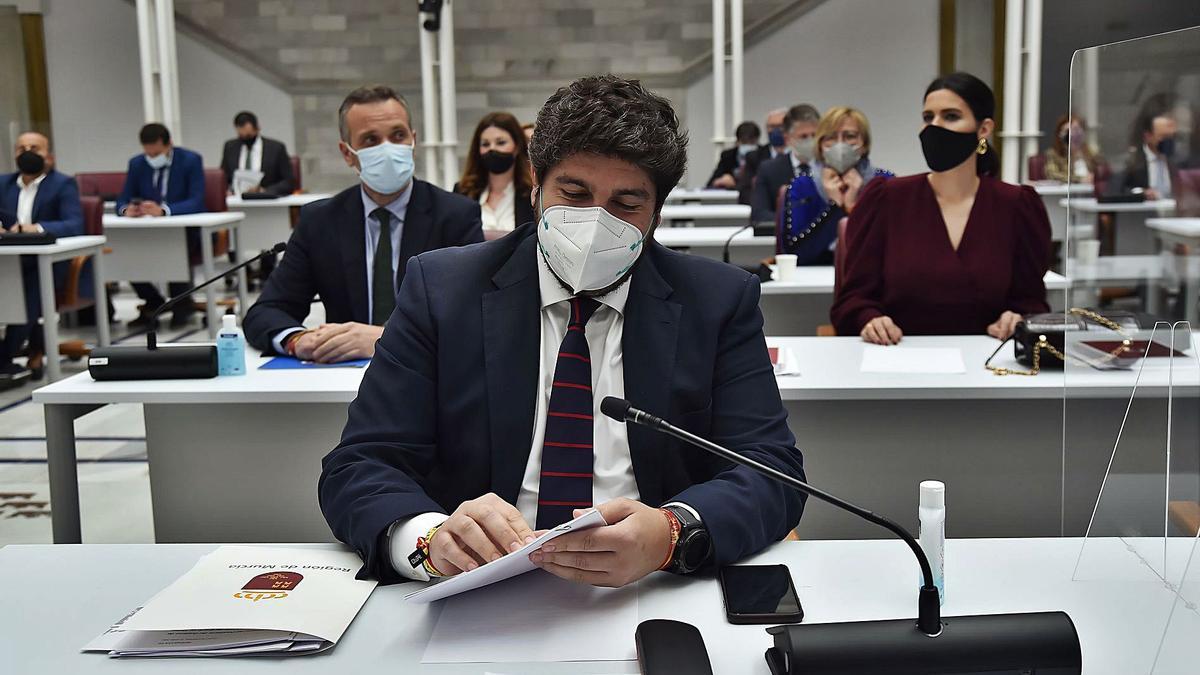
116, 123, 206, 327
220, 111, 295, 196
1119, 110, 1180, 200
0, 132, 83, 384
243, 85, 483, 364
319, 75, 806, 587
736, 108, 788, 205
750, 103, 821, 226
707, 121, 760, 196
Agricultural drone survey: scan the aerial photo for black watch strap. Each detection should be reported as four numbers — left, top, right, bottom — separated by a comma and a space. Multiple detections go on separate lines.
664, 505, 711, 575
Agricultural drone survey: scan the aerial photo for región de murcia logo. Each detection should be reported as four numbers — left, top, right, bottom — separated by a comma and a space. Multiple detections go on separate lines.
233, 572, 303, 602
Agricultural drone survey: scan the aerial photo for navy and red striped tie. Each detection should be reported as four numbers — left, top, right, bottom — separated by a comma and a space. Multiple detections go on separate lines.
536, 296, 601, 530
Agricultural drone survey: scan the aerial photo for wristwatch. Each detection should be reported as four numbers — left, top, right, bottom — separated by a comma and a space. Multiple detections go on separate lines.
663, 505, 712, 575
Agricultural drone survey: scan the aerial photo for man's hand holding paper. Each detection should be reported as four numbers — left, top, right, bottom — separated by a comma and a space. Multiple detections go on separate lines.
429, 492, 537, 575
528, 498, 672, 588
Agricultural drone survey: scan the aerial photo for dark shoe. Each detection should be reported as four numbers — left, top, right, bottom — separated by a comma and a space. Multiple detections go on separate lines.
27, 353, 44, 381
0, 364, 31, 390
127, 311, 159, 329
169, 311, 195, 329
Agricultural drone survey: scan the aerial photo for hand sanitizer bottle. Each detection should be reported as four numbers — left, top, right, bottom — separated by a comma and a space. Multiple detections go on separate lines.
919, 480, 946, 605
217, 314, 246, 376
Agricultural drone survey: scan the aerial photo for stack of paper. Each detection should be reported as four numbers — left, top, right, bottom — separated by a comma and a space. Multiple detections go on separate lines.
84, 547, 376, 658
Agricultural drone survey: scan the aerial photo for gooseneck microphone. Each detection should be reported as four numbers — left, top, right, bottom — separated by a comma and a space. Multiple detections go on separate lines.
87, 242, 287, 381
721, 222, 752, 265
600, 397, 1082, 674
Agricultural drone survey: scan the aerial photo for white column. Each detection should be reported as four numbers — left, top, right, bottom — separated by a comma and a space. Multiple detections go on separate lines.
730, 0, 744, 135
1020, 0, 1042, 182
711, 0, 725, 161
437, 0, 459, 189
418, 9, 441, 184
1081, 47, 1100, 144
999, 0, 1024, 184
135, 0, 182, 139
135, 0, 159, 123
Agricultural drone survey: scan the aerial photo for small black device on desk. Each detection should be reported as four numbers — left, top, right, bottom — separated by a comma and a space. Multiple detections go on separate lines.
0, 230, 57, 246
239, 192, 280, 200
719, 564, 804, 625
635, 619, 713, 675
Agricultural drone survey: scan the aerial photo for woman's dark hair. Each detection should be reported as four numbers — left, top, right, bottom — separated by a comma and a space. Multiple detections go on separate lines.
457, 111, 533, 201
924, 72, 998, 177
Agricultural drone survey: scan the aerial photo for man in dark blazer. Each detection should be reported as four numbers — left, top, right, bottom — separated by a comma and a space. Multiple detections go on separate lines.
0, 132, 83, 383
707, 121, 759, 198
115, 123, 206, 327
220, 111, 295, 196
750, 103, 821, 227
736, 108, 787, 206
320, 75, 806, 588
1118, 110, 1180, 200
243, 85, 482, 363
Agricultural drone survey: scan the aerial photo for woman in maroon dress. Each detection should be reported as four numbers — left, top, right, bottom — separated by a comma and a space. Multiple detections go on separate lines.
831, 72, 1052, 344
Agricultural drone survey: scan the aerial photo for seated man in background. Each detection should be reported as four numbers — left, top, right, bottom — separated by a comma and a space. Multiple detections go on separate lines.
736, 107, 787, 204
319, 75, 806, 587
707, 120, 760, 191
243, 85, 483, 363
116, 123, 206, 328
750, 104, 820, 227
1121, 107, 1179, 200
220, 110, 295, 196
0, 132, 83, 384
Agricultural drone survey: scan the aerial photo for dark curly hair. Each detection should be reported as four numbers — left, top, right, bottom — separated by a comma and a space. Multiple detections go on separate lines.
529, 75, 687, 210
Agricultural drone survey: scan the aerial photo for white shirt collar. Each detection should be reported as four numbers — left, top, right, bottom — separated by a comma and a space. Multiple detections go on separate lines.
360, 182, 413, 223
20, 172, 47, 189
535, 242, 632, 316
1143, 144, 1162, 163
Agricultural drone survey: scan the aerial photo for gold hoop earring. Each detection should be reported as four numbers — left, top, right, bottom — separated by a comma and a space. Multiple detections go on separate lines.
977, 138, 988, 155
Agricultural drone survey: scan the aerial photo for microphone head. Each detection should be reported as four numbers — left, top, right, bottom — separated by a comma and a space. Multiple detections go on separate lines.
600, 397, 632, 422
271, 242, 287, 253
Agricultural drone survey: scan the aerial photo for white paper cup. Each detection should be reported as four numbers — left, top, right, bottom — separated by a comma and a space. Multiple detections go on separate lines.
1076, 239, 1100, 266
776, 254, 798, 281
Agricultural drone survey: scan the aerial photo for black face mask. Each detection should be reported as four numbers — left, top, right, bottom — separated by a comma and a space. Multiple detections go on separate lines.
480, 150, 516, 175
16, 150, 45, 175
919, 124, 980, 173
240, 135, 258, 147
1157, 137, 1177, 158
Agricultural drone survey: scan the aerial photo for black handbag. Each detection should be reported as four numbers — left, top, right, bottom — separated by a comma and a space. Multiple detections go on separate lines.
985, 308, 1135, 376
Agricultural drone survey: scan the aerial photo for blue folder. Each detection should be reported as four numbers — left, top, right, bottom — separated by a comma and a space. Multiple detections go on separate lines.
259, 356, 371, 370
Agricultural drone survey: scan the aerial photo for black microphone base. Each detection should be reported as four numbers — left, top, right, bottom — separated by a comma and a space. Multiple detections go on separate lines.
88, 345, 218, 381
765, 611, 1081, 675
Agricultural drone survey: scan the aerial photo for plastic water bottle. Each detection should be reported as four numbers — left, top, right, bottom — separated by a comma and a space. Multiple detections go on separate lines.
918, 480, 946, 605
216, 314, 246, 376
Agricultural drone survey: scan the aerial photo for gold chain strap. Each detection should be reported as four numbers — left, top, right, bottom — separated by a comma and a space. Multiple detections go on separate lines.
985, 308, 1133, 376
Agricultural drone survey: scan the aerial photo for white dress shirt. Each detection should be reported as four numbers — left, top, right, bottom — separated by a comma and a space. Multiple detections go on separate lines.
16, 173, 47, 227
479, 182, 516, 232
270, 184, 411, 353
237, 136, 264, 172
1144, 144, 1172, 198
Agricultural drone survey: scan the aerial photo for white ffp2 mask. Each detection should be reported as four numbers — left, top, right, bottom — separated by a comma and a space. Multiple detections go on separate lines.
536, 201, 647, 294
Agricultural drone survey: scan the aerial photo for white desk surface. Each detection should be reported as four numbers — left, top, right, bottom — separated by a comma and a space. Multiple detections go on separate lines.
654, 225, 771, 247
0, 538, 1189, 674
1067, 254, 1200, 282
102, 212, 246, 228
1029, 181, 1093, 197
0, 234, 106, 256
659, 203, 750, 220
1059, 197, 1177, 213
226, 193, 332, 208
770, 334, 1198, 401
1145, 217, 1200, 238
665, 188, 739, 202
761, 268, 1068, 295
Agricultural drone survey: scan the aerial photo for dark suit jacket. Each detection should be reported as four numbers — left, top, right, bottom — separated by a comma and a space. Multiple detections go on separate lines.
452, 182, 535, 231
1118, 147, 1179, 197
707, 147, 740, 187
736, 144, 775, 205
115, 147, 205, 216
220, 136, 294, 196
751, 153, 805, 225
243, 180, 484, 352
0, 169, 83, 235
319, 223, 807, 583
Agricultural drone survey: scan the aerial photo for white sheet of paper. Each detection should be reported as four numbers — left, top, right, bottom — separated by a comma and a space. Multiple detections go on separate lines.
232, 169, 264, 195
860, 345, 966, 374
423, 571, 639, 664
405, 508, 607, 604
773, 347, 801, 376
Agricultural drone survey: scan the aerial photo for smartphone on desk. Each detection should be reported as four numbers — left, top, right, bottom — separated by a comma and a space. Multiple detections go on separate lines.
719, 564, 803, 625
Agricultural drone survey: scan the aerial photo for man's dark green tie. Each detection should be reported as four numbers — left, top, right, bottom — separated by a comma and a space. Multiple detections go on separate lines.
371, 207, 395, 326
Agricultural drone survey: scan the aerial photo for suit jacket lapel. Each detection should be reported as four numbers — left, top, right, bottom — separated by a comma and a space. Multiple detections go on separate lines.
483, 231, 541, 503
622, 245, 680, 504
337, 190, 369, 323
397, 181, 434, 287
30, 172, 53, 222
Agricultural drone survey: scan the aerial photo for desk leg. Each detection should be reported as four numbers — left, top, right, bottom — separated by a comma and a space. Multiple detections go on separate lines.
46, 403, 101, 543
92, 246, 111, 347
1186, 259, 1199, 327
233, 225, 248, 319
201, 226, 218, 339
37, 255, 61, 381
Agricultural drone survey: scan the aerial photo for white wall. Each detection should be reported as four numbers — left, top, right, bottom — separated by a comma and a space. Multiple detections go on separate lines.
683, 0, 940, 187
40, 0, 294, 173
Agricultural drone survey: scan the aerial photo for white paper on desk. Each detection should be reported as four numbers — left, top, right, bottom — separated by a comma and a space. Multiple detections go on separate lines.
772, 346, 801, 376
231, 169, 264, 194
423, 571, 638, 664
860, 345, 966, 374
405, 508, 607, 604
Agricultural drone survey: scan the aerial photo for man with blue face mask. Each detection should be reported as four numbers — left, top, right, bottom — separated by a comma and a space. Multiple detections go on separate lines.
242, 85, 483, 363
706, 120, 760, 195
320, 75, 807, 589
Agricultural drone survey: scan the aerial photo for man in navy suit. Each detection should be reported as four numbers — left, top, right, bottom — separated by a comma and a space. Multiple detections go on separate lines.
115, 123, 206, 328
243, 85, 482, 363
320, 75, 806, 587
0, 132, 83, 384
